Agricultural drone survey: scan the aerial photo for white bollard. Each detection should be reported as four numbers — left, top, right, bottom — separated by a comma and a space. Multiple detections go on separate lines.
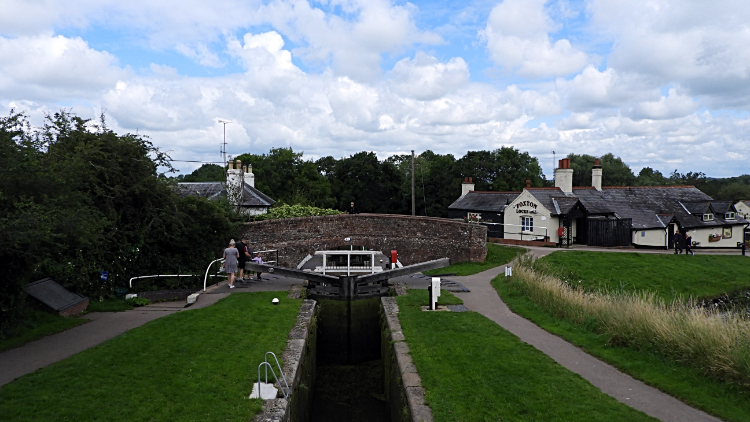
505, 266, 513, 277
430, 277, 441, 310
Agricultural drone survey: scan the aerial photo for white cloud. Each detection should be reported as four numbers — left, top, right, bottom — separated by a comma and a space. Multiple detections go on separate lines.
481, 0, 590, 79
0, 34, 129, 102
387, 53, 469, 100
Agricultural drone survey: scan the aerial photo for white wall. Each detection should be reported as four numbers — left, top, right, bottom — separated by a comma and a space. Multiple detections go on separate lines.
632, 229, 667, 247
504, 190, 558, 242
688, 226, 743, 248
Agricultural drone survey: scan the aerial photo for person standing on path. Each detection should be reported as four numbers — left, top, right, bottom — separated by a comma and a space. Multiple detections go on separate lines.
236, 238, 248, 280
222, 239, 240, 288
674, 230, 683, 254
252, 252, 264, 280
685, 232, 694, 255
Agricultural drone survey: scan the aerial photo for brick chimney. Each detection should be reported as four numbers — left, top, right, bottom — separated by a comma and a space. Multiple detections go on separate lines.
226, 159, 244, 206
554, 158, 573, 193
244, 164, 255, 188
592, 158, 602, 191
526, 179, 531, 189
461, 177, 475, 196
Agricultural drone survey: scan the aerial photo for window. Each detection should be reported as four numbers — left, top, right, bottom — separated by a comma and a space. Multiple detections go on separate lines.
641, 231, 646, 237
725, 212, 735, 220
521, 216, 534, 233
703, 214, 714, 221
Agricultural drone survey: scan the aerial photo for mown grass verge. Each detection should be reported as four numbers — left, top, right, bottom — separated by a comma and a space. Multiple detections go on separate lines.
0, 292, 300, 422
423, 243, 526, 276
397, 289, 657, 422
540, 251, 750, 301
493, 258, 750, 422
0, 310, 88, 353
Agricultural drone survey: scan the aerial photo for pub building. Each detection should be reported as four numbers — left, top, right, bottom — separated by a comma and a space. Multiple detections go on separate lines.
449, 159, 750, 248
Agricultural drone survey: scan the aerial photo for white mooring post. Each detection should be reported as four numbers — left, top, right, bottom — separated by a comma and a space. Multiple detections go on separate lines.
505, 266, 512, 277
430, 277, 441, 310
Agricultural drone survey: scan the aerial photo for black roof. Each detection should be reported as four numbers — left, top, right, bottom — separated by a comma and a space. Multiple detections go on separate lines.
175, 182, 275, 207
448, 191, 521, 213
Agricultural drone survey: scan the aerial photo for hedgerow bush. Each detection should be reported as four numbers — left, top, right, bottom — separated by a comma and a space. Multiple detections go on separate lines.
252, 204, 344, 221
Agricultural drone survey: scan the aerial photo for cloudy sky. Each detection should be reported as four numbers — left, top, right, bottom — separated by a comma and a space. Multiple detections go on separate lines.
2, 0, 749, 178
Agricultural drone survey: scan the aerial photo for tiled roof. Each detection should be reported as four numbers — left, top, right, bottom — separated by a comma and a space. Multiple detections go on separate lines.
448, 191, 521, 212
175, 182, 275, 207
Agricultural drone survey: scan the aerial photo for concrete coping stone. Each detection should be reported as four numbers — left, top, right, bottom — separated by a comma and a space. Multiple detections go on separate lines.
381, 296, 435, 422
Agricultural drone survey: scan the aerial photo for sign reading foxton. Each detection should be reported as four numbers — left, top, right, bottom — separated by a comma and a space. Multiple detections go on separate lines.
515, 200, 538, 214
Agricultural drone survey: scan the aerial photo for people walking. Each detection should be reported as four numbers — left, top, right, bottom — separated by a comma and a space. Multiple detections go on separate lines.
674, 230, 683, 254
685, 232, 694, 255
236, 238, 248, 280
222, 239, 240, 288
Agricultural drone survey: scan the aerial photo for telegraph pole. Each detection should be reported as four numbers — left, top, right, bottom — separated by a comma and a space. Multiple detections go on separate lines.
218, 119, 232, 168
411, 150, 415, 216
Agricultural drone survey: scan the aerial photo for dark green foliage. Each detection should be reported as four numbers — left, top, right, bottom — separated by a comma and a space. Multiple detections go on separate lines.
0, 309, 88, 353
234, 148, 334, 207
0, 110, 236, 337
456, 147, 545, 191
326, 151, 405, 213
636, 167, 670, 186
178, 163, 225, 182
0, 292, 301, 421
568, 152, 636, 187
125, 297, 151, 307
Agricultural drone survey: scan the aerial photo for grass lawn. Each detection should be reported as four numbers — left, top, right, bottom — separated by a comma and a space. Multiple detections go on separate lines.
423, 243, 526, 276
398, 290, 657, 422
0, 310, 88, 353
493, 276, 750, 422
0, 292, 300, 422
540, 251, 750, 301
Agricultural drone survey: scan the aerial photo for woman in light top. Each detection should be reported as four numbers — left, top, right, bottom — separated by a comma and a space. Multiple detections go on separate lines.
222, 239, 240, 288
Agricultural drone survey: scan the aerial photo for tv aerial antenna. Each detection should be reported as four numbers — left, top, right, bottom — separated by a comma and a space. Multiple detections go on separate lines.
218, 119, 232, 168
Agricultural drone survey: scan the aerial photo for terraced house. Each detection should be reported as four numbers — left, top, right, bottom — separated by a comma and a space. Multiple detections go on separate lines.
450, 159, 750, 249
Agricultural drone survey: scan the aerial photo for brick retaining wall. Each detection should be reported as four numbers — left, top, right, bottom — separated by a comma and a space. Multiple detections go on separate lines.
241, 214, 486, 268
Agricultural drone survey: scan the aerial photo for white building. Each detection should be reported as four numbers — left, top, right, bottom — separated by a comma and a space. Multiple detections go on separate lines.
175, 160, 275, 215
449, 159, 749, 249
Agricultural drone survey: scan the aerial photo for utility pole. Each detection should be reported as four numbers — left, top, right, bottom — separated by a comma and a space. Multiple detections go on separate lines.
411, 150, 415, 216
218, 119, 232, 168
552, 150, 556, 182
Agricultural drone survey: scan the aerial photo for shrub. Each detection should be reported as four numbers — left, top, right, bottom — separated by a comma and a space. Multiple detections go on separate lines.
251, 204, 343, 221
126, 297, 151, 307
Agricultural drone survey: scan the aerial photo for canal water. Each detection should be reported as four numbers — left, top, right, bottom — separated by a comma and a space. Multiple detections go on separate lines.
309, 298, 390, 422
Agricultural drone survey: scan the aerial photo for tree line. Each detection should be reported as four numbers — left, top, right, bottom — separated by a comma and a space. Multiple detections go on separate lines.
0, 111, 240, 336
178, 150, 750, 215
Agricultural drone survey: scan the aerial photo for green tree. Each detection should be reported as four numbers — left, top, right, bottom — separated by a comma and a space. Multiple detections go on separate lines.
328, 152, 405, 213
567, 153, 636, 187
180, 164, 225, 182
716, 182, 750, 202
456, 147, 545, 191
636, 167, 670, 186
234, 148, 333, 207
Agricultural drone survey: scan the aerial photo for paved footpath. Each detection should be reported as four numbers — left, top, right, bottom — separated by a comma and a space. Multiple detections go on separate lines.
0, 293, 232, 387
451, 247, 722, 422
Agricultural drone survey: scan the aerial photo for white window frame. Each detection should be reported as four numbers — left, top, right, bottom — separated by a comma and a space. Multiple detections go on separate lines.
521, 216, 534, 233
725, 212, 735, 220
703, 214, 714, 221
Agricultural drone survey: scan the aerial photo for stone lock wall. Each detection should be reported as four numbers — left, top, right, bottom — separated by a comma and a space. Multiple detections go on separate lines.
240, 214, 487, 268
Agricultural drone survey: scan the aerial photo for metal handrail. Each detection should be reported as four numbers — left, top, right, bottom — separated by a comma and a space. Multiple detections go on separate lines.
204, 258, 225, 291
265, 351, 290, 397
254, 351, 289, 400
254, 249, 279, 265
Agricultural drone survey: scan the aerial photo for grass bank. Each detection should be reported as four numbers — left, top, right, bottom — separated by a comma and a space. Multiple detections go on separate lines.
540, 251, 750, 301
0, 310, 88, 353
0, 292, 300, 422
397, 290, 657, 421
423, 243, 526, 276
494, 257, 750, 422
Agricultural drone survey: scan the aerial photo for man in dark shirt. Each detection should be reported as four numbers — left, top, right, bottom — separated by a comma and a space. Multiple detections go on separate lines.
348, 201, 357, 214
237, 238, 252, 280
674, 230, 683, 254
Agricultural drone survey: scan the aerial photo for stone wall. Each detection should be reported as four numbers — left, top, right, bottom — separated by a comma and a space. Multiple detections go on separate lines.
241, 214, 487, 268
